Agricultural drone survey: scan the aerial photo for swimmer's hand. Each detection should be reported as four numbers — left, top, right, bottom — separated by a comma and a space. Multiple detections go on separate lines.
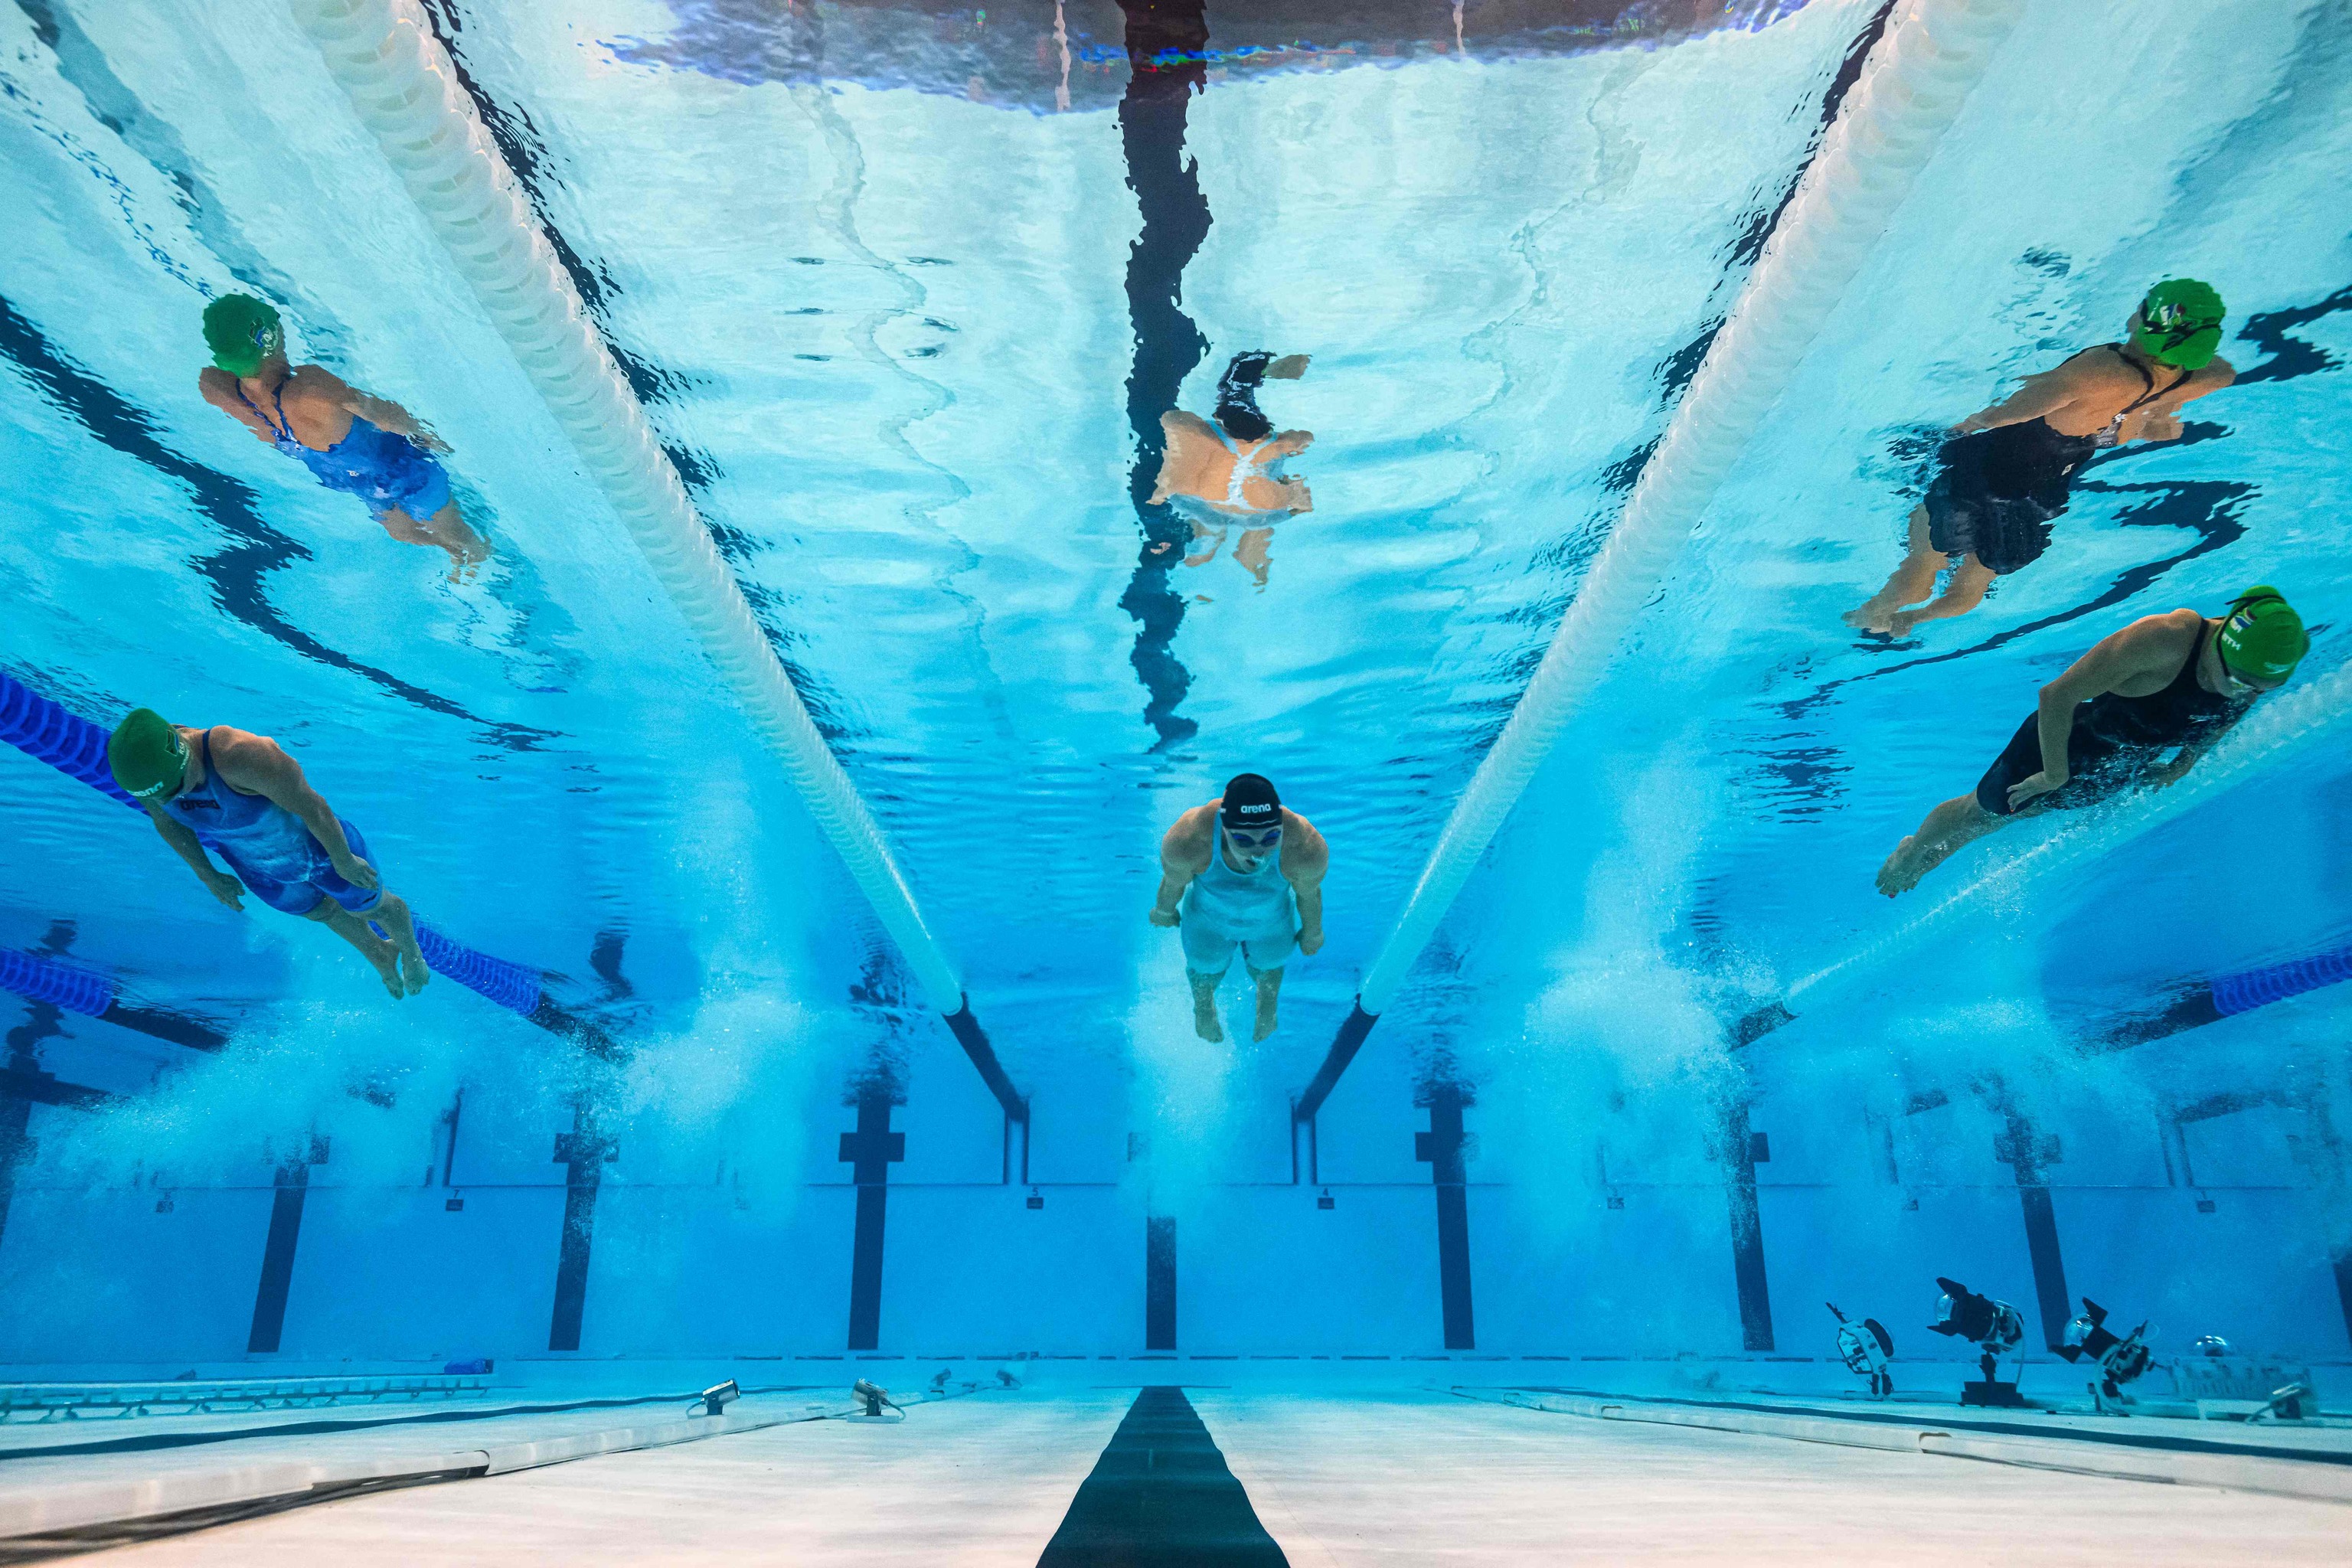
409, 425, 452, 456
202, 870, 247, 911
1148, 904, 1181, 929
334, 854, 382, 893
2005, 769, 2066, 811
1298, 926, 1324, 957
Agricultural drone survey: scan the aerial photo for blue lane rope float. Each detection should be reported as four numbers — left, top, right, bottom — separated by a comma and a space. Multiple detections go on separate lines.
0, 944, 231, 1051
2210, 943, 2352, 1017
0, 669, 612, 1053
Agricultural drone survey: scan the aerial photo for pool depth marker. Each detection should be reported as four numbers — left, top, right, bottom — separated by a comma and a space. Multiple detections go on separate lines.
286, 0, 1024, 1125
1293, 0, 2030, 1119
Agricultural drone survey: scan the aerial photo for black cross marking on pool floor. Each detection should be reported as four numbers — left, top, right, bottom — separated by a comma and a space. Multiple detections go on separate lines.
1037, 1387, 1288, 1566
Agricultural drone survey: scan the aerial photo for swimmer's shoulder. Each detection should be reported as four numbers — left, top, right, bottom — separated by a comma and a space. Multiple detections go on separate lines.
1281, 809, 1328, 870
1162, 803, 1218, 862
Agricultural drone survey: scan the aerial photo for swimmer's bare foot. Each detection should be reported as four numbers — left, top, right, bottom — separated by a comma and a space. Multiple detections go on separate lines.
1253, 989, 1279, 1043
373, 893, 432, 996
1251, 968, 1283, 1043
1267, 354, 1310, 380
1875, 836, 1927, 897
1844, 600, 1897, 635
1883, 609, 1923, 639
358, 938, 406, 999
1194, 990, 1223, 1043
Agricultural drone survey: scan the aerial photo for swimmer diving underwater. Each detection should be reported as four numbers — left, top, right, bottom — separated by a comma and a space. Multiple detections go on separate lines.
198, 293, 491, 576
1151, 774, 1328, 1043
1876, 587, 2308, 897
108, 708, 431, 999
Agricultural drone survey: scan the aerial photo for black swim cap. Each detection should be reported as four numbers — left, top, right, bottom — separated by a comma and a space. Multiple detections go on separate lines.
1220, 773, 1282, 831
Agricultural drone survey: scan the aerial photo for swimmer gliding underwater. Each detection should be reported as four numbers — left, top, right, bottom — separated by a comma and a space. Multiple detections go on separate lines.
1152, 351, 1315, 590
1845, 280, 2234, 639
198, 293, 492, 577
1152, 775, 1328, 1044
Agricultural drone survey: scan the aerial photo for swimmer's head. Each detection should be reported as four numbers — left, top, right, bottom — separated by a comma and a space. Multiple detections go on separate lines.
2216, 586, 2308, 690
204, 294, 284, 377
2129, 279, 2225, 370
107, 708, 190, 801
1220, 773, 1283, 863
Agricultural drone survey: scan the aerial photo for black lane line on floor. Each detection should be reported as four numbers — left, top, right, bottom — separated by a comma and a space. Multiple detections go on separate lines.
1037, 1387, 1289, 1567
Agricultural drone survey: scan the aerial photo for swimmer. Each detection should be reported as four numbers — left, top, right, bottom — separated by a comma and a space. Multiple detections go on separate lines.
1876, 588, 2306, 897
107, 709, 430, 998
1846, 281, 2234, 639
1151, 352, 1314, 589
197, 294, 489, 576
1149, 773, 1328, 1043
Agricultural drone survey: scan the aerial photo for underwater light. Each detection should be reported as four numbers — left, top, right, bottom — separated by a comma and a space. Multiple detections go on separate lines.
1827, 1302, 1894, 1398
851, 1378, 906, 1420
696, 1379, 740, 1416
2056, 1298, 2154, 1410
1928, 1276, 2028, 1407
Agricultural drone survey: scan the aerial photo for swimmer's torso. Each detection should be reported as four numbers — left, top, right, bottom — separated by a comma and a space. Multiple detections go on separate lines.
159, 729, 325, 881
1157, 420, 1305, 517
1182, 829, 1295, 936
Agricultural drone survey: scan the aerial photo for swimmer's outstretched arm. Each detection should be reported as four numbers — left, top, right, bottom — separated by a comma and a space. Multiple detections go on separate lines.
1952, 350, 2115, 435
139, 800, 246, 910
298, 366, 449, 452
207, 728, 381, 893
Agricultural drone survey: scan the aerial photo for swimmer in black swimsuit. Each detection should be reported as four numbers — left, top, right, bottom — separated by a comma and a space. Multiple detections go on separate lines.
1846, 280, 2233, 639
1875, 587, 2308, 897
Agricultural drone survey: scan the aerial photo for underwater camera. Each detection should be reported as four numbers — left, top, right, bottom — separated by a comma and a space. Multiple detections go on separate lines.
1827, 1302, 1894, 1399
851, 1378, 906, 1420
1928, 1276, 2028, 1407
695, 1379, 740, 1416
2056, 1298, 2154, 1410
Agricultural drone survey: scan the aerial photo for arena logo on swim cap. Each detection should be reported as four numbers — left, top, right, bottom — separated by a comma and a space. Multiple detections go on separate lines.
1220, 772, 1282, 828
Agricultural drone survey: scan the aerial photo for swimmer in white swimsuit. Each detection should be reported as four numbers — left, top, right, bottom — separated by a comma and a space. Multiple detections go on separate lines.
1151, 352, 1314, 589
1148, 773, 1330, 1043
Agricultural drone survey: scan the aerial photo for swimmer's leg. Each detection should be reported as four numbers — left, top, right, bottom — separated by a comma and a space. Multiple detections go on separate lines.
1876, 792, 2007, 897
1184, 518, 1227, 567
381, 501, 492, 577
1844, 506, 1945, 634
1235, 527, 1274, 590
307, 901, 407, 998
1187, 969, 1225, 1044
1247, 963, 1284, 1042
1886, 554, 1996, 639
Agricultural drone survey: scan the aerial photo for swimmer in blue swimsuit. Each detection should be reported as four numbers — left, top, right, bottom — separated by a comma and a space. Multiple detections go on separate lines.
1151, 352, 1315, 589
198, 294, 489, 576
107, 708, 431, 999
1150, 773, 1330, 1043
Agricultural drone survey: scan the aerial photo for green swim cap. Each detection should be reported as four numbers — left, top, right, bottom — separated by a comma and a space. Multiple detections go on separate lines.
202, 293, 283, 377
2130, 279, 2225, 370
2216, 586, 2308, 683
106, 708, 189, 800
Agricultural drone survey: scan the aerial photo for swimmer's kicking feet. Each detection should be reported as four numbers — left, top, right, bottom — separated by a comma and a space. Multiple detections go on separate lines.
108, 709, 430, 998
1877, 589, 2306, 897
1149, 773, 1328, 1042
198, 294, 489, 577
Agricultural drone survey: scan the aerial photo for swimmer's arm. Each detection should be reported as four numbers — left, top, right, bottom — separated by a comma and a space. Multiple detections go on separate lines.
1283, 818, 1328, 956
208, 731, 375, 885
305, 368, 449, 452
139, 801, 240, 897
2130, 358, 2236, 446
1952, 352, 2113, 435
1150, 812, 1213, 924
2015, 615, 2194, 805
197, 368, 276, 443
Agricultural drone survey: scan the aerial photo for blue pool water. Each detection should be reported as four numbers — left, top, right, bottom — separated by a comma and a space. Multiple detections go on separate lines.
1, 0, 2349, 1380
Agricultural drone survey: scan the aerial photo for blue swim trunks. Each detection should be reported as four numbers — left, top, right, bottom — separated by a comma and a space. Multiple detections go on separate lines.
214, 818, 384, 918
